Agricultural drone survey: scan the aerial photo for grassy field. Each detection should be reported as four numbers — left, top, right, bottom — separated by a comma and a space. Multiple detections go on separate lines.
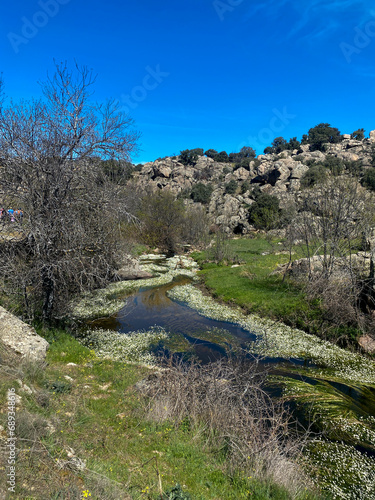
0, 328, 323, 500
192, 237, 318, 331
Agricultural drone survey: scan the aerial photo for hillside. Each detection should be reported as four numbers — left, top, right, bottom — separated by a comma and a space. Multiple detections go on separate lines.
131, 131, 375, 234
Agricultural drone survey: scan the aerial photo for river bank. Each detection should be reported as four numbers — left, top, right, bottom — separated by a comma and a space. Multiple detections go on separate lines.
68, 239, 375, 499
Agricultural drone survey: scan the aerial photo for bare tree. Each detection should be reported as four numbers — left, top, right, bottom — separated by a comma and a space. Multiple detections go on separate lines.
294, 177, 375, 279
290, 177, 375, 340
0, 62, 140, 321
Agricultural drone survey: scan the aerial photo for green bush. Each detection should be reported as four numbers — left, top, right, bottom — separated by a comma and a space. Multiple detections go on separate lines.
190, 183, 213, 204
322, 155, 345, 176
204, 148, 218, 159
241, 181, 250, 194
351, 128, 365, 140
306, 123, 342, 151
225, 180, 238, 194
179, 149, 199, 166
248, 193, 281, 230
300, 165, 327, 188
362, 168, 375, 191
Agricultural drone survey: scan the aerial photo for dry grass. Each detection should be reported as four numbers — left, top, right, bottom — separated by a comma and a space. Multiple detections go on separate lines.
141, 355, 315, 498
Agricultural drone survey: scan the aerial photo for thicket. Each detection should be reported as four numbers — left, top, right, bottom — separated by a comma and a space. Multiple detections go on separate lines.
248, 190, 282, 230
264, 136, 301, 155
144, 356, 315, 498
190, 182, 213, 204
224, 179, 238, 194
136, 190, 209, 254
0, 63, 139, 322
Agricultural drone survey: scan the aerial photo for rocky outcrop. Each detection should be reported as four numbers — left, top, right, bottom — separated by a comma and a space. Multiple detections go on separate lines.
0, 307, 49, 362
117, 258, 153, 280
131, 131, 375, 234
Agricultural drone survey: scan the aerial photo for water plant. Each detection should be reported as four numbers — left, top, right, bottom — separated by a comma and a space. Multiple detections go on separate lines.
79, 326, 169, 366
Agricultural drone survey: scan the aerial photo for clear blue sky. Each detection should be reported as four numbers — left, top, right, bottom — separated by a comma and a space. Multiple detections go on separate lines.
1, 0, 375, 162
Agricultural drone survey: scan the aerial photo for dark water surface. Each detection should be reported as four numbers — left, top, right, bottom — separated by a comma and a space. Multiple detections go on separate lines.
90, 275, 312, 367
89, 270, 375, 458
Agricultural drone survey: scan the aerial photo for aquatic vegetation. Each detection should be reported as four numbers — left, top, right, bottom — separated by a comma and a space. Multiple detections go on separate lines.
276, 376, 375, 452
72, 261, 375, 500
186, 327, 240, 350
168, 284, 375, 386
161, 332, 192, 353
72, 255, 199, 320
78, 326, 168, 366
304, 440, 375, 499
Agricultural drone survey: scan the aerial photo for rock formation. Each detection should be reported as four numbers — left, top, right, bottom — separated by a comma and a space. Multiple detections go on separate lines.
130, 132, 375, 234
0, 307, 49, 362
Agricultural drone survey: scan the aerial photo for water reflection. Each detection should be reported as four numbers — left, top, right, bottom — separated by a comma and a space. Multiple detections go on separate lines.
91, 275, 254, 348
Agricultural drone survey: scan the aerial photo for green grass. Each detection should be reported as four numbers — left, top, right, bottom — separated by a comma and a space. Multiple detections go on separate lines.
192, 237, 314, 328
0, 329, 323, 500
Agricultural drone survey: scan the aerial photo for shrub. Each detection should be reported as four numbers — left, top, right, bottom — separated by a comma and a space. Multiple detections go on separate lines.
193, 166, 213, 181
204, 148, 218, 159
144, 357, 311, 496
234, 158, 252, 171
225, 180, 238, 194
138, 190, 185, 255
300, 165, 327, 188
241, 181, 250, 194
293, 154, 305, 163
229, 147, 256, 162
322, 155, 345, 176
306, 123, 343, 151
215, 150, 229, 162
345, 159, 362, 175
179, 149, 199, 166
190, 183, 213, 204
362, 168, 375, 191
248, 193, 282, 230
351, 128, 365, 140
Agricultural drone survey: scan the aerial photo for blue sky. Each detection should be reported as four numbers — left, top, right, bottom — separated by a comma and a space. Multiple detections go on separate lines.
1, 0, 375, 162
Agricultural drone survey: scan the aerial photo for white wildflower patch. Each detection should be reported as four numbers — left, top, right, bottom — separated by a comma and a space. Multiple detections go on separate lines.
168, 284, 375, 386
79, 326, 168, 366
305, 440, 375, 499
72, 255, 198, 320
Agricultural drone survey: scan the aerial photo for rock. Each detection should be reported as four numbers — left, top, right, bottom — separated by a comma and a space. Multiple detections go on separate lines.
117, 258, 153, 280
232, 167, 249, 181
16, 380, 33, 395
342, 134, 351, 140
290, 163, 309, 179
0, 307, 49, 362
358, 335, 375, 354
346, 139, 363, 149
154, 165, 171, 178
370, 130, 375, 143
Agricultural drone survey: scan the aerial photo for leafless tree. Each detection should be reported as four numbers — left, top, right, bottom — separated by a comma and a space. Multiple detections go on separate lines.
294, 177, 374, 279
0, 62, 139, 321
290, 177, 375, 340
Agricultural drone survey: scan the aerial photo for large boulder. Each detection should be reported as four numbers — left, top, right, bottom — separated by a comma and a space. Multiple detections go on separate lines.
290, 162, 309, 179
117, 259, 153, 280
232, 167, 249, 181
0, 307, 49, 362
152, 164, 172, 179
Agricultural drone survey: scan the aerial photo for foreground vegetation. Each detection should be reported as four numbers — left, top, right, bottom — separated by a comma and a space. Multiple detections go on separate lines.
0, 331, 322, 500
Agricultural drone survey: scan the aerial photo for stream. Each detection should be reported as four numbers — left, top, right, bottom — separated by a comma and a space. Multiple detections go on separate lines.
82, 255, 375, 498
